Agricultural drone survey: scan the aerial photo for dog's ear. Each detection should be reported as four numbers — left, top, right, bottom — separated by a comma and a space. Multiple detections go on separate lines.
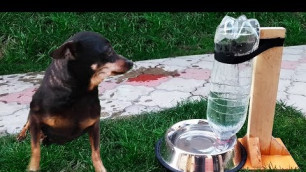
50, 41, 77, 60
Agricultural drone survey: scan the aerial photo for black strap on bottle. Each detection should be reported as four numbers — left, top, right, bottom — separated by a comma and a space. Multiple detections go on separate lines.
214, 38, 285, 64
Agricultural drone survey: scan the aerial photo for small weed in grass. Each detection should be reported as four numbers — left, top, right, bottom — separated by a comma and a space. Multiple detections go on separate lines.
0, 100, 305, 172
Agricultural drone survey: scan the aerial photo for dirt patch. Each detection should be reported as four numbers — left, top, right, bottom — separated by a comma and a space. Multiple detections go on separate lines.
116, 67, 179, 83
0, 82, 8, 86
25, 71, 45, 76
0, 93, 8, 97
18, 72, 44, 85
18, 78, 42, 85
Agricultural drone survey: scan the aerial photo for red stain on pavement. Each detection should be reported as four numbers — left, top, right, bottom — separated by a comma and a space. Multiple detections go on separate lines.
125, 74, 171, 87
127, 74, 166, 82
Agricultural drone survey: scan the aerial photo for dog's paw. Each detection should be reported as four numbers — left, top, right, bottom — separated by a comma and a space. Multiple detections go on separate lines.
95, 167, 107, 172
16, 133, 26, 142
93, 163, 107, 172
27, 170, 40, 172
27, 167, 40, 172
27, 163, 40, 172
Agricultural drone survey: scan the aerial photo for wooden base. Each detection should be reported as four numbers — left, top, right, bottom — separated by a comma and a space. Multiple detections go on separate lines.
238, 137, 299, 170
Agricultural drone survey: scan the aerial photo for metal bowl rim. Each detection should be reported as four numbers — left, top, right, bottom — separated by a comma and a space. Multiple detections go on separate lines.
155, 138, 247, 172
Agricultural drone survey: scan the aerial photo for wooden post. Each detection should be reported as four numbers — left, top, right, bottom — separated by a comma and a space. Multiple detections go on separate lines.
248, 27, 286, 154
239, 27, 299, 170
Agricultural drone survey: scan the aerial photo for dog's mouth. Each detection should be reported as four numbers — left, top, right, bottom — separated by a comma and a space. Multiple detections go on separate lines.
111, 71, 125, 75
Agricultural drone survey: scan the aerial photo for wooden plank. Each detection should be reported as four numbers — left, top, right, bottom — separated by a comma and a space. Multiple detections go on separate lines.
270, 137, 290, 155
275, 138, 291, 155
239, 138, 299, 170
242, 155, 299, 170
259, 27, 286, 39
247, 27, 286, 154
245, 137, 262, 168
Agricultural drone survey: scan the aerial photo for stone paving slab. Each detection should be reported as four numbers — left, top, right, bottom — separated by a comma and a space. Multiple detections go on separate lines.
1, 45, 306, 135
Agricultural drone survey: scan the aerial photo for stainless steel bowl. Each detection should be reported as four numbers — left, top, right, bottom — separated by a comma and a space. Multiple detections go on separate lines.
155, 119, 246, 172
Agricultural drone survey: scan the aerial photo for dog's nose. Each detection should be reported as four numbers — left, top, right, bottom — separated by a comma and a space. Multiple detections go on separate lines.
126, 60, 133, 70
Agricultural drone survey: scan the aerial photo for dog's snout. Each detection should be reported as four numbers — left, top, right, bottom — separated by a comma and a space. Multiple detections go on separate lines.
126, 60, 133, 70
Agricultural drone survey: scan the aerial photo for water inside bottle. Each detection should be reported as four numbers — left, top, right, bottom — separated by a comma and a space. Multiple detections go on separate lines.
207, 91, 249, 140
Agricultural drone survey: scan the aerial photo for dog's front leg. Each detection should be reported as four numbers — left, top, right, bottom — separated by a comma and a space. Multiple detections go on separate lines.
28, 117, 41, 171
88, 121, 107, 172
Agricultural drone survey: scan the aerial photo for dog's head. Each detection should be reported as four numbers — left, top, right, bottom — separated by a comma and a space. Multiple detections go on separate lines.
50, 31, 133, 90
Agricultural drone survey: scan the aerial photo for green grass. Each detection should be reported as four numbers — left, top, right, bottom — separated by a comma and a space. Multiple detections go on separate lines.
0, 12, 305, 75
0, 100, 305, 172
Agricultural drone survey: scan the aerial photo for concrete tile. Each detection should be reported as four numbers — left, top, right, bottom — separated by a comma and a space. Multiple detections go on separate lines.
0, 107, 29, 135
281, 54, 303, 61
136, 90, 191, 108
284, 45, 306, 50
99, 81, 120, 94
193, 60, 213, 70
0, 102, 28, 117
286, 94, 306, 115
99, 99, 132, 118
281, 60, 299, 70
192, 85, 211, 97
155, 64, 186, 72
296, 63, 306, 72
279, 69, 294, 80
179, 68, 211, 81
0, 83, 34, 95
299, 56, 306, 63
159, 57, 200, 68
277, 80, 291, 92
100, 85, 154, 101
277, 91, 288, 102
287, 82, 306, 96
0, 87, 37, 105
282, 48, 304, 55
138, 58, 167, 64
121, 105, 161, 116
156, 78, 205, 92
200, 54, 214, 62
133, 61, 161, 69
293, 71, 306, 82
2, 73, 26, 80
170, 54, 210, 61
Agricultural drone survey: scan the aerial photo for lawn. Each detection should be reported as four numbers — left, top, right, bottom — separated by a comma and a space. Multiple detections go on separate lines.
0, 100, 305, 172
0, 12, 305, 75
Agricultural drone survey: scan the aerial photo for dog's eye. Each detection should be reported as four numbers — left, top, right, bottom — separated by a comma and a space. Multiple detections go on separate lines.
106, 48, 113, 57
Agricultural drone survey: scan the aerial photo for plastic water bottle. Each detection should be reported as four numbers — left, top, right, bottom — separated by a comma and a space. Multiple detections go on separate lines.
207, 15, 260, 141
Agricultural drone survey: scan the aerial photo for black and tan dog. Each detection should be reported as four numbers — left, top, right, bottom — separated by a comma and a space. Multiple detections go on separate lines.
17, 31, 133, 172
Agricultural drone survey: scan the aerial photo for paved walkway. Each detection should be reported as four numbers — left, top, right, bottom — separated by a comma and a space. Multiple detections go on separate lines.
0, 45, 306, 136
